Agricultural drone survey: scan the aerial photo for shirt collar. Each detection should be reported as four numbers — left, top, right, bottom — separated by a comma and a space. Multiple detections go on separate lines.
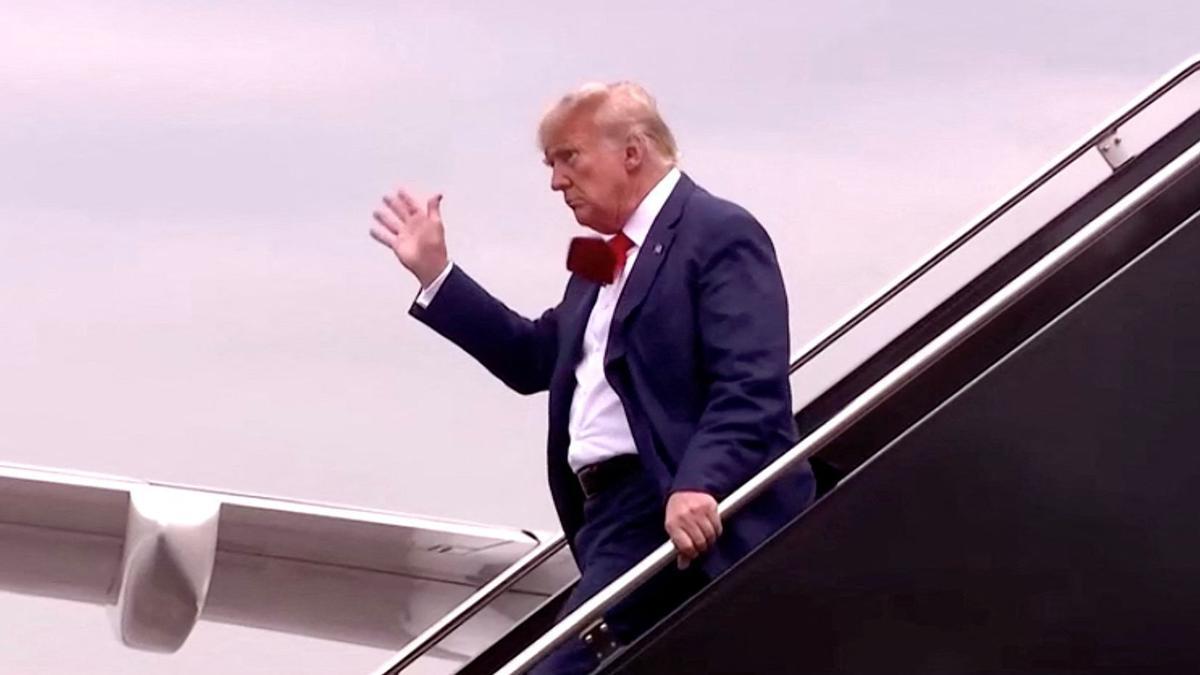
615, 166, 681, 249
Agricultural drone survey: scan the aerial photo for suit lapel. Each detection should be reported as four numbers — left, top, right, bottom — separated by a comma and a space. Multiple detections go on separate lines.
605, 174, 695, 366
613, 174, 694, 325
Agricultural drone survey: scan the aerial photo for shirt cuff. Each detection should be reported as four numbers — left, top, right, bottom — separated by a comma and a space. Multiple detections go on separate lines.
414, 261, 454, 308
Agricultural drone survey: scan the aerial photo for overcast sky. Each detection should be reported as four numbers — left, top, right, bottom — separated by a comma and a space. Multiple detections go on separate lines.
2, 1, 1199, 673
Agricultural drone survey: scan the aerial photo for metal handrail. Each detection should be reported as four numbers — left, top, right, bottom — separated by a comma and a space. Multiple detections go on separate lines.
493, 85, 1200, 675
789, 53, 1200, 374
371, 533, 568, 675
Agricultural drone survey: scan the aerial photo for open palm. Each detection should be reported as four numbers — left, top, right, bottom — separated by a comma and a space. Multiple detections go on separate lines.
370, 188, 449, 287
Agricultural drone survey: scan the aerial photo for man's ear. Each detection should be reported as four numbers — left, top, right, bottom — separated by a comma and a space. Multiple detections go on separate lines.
624, 134, 645, 172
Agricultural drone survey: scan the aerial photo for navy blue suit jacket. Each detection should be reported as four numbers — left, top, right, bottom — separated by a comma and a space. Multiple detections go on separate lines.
410, 174, 814, 575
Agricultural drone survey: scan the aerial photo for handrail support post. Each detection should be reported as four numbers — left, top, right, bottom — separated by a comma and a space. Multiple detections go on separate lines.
1097, 128, 1133, 170
580, 619, 618, 662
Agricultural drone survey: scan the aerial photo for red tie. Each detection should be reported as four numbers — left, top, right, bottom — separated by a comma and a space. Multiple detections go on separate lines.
567, 231, 636, 285
608, 231, 635, 283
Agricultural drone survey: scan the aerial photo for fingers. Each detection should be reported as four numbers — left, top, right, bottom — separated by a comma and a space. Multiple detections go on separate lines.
381, 190, 441, 228
682, 517, 714, 556
664, 491, 722, 570
369, 186, 447, 271
395, 189, 422, 217
705, 503, 723, 539
668, 516, 713, 568
427, 193, 443, 222
693, 513, 718, 548
666, 523, 700, 569
373, 208, 402, 235
382, 195, 413, 224
369, 224, 397, 248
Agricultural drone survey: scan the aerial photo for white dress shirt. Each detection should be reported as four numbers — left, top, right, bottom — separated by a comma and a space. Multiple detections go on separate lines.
415, 260, 454, 308
566, 167, 680, 471
416, 167, 683, 473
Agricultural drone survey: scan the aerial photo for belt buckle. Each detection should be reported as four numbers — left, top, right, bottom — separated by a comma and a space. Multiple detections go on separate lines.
577, 463, 599, 498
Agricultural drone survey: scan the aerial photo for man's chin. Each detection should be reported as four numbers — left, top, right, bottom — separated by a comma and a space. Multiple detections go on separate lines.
571, 212, 599, 232
580, 223, 621, 236
574, 214, 620, 235
568, 205, 619, 234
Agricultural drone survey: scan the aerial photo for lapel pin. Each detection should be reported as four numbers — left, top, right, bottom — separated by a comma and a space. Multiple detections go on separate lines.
653, 243, 664, 255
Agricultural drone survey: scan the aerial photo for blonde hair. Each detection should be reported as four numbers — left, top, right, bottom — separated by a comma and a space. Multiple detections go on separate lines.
538, 81, 679, 162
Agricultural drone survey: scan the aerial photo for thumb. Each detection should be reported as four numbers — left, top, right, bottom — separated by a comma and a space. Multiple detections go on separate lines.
427, 193, 444, 220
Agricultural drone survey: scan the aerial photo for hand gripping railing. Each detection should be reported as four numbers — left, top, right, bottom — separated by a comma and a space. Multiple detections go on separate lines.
374, 54, 1200, 674
490, 58, 1200, 675
789, 53, 1200, 374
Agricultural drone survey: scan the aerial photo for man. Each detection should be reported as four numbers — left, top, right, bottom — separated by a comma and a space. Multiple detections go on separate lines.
369, 82, 814, 673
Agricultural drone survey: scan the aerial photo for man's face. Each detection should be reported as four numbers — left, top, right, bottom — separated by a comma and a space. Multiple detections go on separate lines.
543, 113, 634, 235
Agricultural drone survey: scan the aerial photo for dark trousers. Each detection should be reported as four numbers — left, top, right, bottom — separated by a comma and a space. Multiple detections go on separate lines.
530, 464, 708, 675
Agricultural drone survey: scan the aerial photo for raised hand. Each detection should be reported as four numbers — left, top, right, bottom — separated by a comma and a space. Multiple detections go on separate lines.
370, 188, 450, 288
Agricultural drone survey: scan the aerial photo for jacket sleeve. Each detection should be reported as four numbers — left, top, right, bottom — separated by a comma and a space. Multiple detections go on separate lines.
670, 214, 797, 499
409, 265, 558, 395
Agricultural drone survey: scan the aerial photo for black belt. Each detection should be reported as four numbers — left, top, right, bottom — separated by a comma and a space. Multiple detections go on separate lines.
576, 454, 642, 499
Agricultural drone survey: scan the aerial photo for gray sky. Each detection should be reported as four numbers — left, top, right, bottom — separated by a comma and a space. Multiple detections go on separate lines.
2, 1, 1199, 672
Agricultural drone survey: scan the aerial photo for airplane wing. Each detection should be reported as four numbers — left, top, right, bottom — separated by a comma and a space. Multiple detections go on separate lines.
0, 462, 577, 663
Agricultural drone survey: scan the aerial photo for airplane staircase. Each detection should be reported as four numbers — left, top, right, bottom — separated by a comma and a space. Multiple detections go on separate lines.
371, 54, 1200, 675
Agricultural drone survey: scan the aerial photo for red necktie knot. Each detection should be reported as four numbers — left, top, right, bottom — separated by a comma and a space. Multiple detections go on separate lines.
608, 231, 635, 280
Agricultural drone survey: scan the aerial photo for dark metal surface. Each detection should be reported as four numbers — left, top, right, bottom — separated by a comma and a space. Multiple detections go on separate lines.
604, 154, 1200, 674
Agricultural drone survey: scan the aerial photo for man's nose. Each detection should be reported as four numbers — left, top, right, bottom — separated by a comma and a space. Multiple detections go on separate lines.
550, 168, 570, 191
